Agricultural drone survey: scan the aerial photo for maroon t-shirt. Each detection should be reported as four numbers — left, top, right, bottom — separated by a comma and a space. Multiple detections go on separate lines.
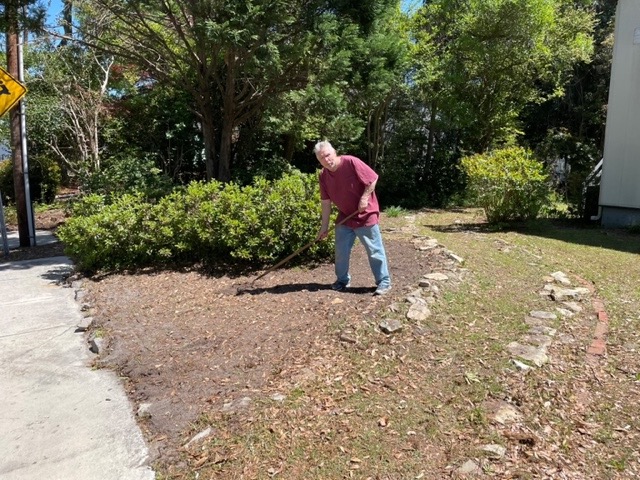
319, 155, 380, 228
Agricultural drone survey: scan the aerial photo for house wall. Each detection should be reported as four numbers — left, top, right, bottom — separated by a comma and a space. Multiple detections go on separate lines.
599, 0, 640, 227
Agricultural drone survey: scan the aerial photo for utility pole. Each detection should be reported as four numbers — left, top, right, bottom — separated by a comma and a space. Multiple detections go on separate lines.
5, 1, 34, 247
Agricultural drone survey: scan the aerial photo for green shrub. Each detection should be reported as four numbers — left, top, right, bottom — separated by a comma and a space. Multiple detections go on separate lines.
83, 154, 173, 201
0, 156, 62, 204
31, 156, 62, 203
210, 173, 327, 263
68, 193, 108, 218
461, 147, 550, 223
58, 193, 155, 271
58, 171, 332, 272
0, 160, 11, 203
538, 191, 575, 220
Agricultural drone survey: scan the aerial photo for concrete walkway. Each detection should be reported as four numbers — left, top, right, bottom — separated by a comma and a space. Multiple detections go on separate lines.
0, 232, 155, 480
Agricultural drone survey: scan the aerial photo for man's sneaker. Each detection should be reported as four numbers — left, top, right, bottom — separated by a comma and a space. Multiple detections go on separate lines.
374, 284, 391, 296
331, 281, 350, 292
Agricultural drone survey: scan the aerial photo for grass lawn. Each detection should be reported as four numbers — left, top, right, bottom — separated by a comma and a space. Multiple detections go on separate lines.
161, 208, 640, 479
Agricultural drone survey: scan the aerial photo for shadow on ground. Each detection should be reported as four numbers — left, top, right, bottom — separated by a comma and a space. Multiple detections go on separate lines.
426, 217, 640, 255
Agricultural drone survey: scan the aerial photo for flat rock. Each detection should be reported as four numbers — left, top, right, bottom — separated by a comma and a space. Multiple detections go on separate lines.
406, 302, 431, 321
222, 396, 252, 412
445, 250, 464, 263
423, 272, 449, 281
524, 316, 548, 327
562, 301, 583, 312
492, 403, 522, 425
379, 319, 403, 334
456, 459, 482, 476
511, 359, 532, 372
550, 271, 572, 285
528, 325, 557, 336
137, 402, 152, 419
184, 427, 213, 448
550, 287, 590, 301
481, 444, 507, 458
529, 310, 557, 320
521, 333, 553, 348
507, 342, 549, 367
339, 330, 358, 343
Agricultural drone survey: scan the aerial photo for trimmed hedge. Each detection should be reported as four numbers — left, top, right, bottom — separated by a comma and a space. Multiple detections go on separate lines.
58, 172, 332, 272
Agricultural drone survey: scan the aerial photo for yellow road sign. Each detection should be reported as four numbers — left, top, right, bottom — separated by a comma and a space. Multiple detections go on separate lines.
0, 66, 27, 118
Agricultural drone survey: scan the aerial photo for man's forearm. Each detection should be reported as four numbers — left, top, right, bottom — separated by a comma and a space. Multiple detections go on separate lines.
359, 180, 377, 210
362, 180, 377, 199
320, 200, 332, 231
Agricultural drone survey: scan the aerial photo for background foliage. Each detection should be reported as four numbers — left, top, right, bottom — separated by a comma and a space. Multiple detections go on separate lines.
1, 0, 618, 268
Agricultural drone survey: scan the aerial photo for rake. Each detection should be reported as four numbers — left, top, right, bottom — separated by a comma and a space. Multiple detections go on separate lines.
237, 210, 359, 293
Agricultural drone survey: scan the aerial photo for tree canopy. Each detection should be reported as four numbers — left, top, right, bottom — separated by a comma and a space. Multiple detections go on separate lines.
4, 0, 608, 212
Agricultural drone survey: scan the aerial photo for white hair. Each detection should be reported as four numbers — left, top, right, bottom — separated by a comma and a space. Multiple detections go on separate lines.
313, 140, 335, 155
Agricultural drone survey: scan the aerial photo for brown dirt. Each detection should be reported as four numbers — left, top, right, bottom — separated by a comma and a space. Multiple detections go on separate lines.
13, 208, 639, 478
82, 233, 445, 467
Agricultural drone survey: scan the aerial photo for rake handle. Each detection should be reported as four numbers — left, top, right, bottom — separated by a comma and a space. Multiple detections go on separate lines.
251, 210, 359, 284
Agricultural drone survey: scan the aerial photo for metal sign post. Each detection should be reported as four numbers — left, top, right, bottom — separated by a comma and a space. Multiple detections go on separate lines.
17, 38, 36, 246
1, 54, 34, 247
0, 192, 9, 257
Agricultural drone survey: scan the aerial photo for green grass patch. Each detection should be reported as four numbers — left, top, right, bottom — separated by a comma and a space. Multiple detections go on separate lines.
160, 209, 640, 479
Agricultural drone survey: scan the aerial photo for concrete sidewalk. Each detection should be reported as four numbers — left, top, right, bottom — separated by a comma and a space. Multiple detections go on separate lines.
0, 239, 155, 479
2, 229, 59, 255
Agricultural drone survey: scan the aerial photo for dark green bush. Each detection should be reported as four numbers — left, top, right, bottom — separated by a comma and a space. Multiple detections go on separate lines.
83, 154, 174, 201
0, 160, 11, 203
58, 172, 332, 272
461, 147, 550, 223
0, 156, 62, 204
58, 193, 156, 270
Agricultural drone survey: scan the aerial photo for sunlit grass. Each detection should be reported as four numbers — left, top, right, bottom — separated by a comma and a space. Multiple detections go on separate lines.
162, 208, 640, 479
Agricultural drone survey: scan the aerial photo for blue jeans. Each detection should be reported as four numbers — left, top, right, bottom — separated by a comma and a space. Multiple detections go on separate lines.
334, 224, 390, 288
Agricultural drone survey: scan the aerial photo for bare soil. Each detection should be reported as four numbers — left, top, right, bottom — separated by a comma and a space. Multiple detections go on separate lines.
9, 208, 640, 478
82, 232, 444, 468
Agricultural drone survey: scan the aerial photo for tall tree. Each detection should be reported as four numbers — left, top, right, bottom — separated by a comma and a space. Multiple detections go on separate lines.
521, 0, 616, 205
71, 0, 323, 181
59, 0, 73, 46
411, 0, 595, 154
1, 0, 45, 246
252, 0, 407, 170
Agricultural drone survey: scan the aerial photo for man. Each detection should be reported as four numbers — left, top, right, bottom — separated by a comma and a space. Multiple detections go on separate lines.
314, 140, 391, 295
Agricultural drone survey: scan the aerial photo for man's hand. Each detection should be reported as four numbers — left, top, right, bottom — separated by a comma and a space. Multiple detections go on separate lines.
316, 228, 329, 241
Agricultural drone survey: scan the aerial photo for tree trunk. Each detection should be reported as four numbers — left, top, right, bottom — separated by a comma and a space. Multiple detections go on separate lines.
369, 96, 390, 170
60, 0, 73, 46
219, 120, 233, 182
283, 134, 295, 163
200, 109, 217, 181
6, 8, 29, 247
218, 51, 237, 182
193, 80, 217, 180
63, 0, 73, 36
426, 101, 437, 167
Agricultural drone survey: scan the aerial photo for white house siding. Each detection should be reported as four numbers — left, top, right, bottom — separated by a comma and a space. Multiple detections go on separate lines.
599, 0, 640, 227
